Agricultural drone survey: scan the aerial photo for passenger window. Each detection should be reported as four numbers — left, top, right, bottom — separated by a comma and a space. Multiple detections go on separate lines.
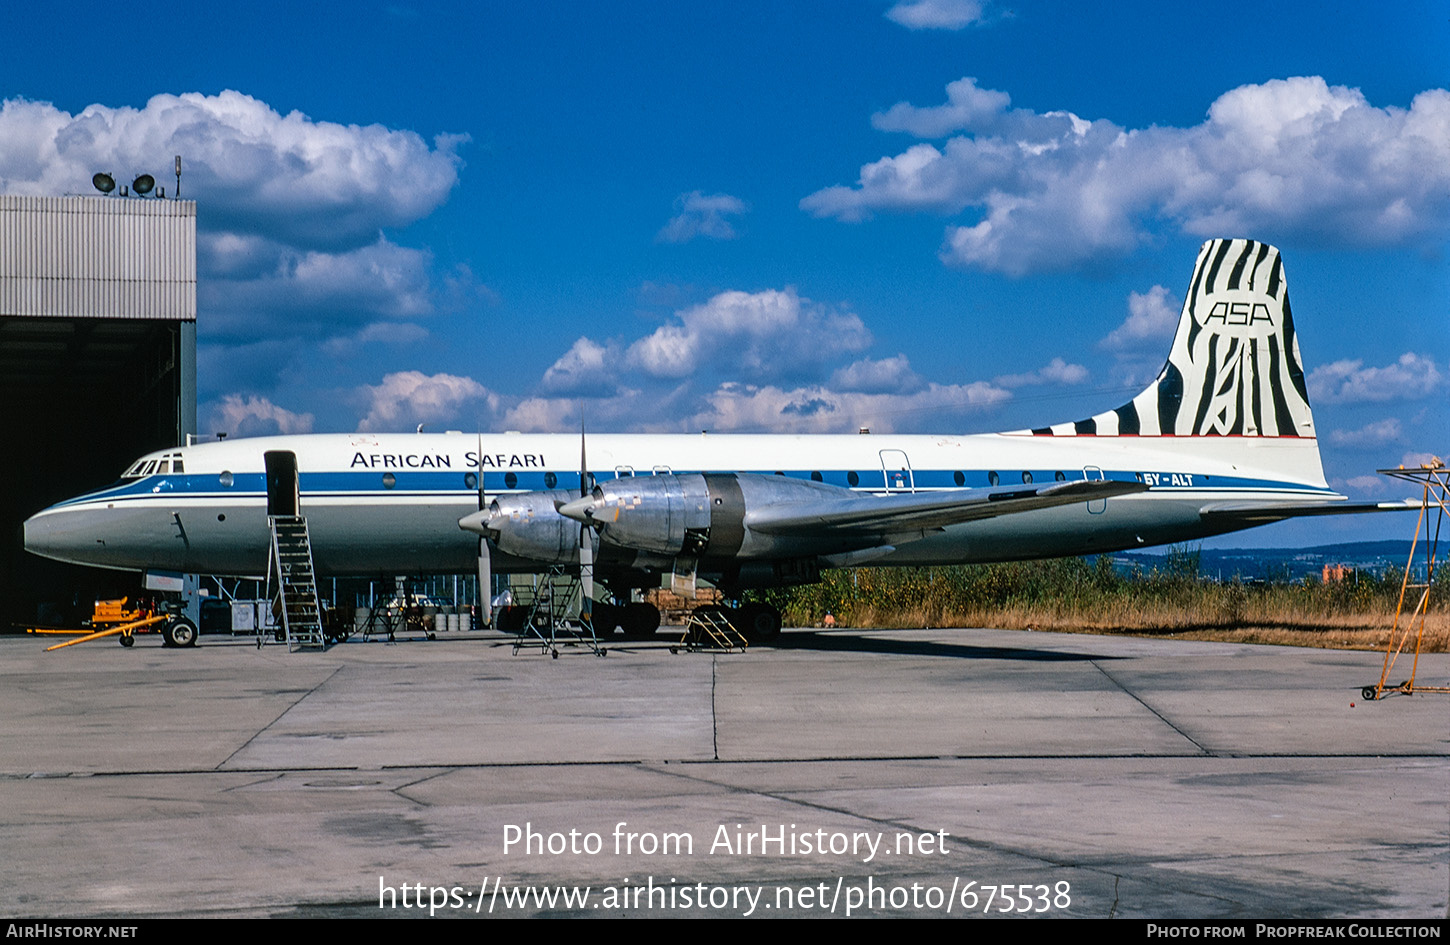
1022, 471, 1033, 484
847, 471, 860, 487
810, 471, 823, 482
953, 471, 965, 486
504, 472, 518, 489
382, 473, 397, 489
544, 472, 558, 489
988, 471, 999, 486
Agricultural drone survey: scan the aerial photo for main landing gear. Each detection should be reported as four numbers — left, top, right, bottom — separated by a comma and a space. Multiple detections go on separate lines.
161, 616, 199, 648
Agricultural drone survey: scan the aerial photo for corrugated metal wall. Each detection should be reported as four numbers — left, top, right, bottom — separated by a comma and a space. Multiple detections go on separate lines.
0, 195, 196, 321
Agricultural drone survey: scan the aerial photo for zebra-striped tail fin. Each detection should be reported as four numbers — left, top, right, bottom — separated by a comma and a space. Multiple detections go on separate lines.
1034, 238, 1316, 438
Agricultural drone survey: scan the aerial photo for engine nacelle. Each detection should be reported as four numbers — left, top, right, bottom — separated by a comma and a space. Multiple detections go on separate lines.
585, 474, 712, 556
570, 472, 873, 561
483, 490, 582, 565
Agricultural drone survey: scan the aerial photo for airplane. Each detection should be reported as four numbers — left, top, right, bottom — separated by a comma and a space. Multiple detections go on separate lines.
24, 238, 1410, 644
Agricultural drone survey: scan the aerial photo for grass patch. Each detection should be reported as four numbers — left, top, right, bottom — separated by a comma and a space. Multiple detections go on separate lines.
750, 550, 1447, 652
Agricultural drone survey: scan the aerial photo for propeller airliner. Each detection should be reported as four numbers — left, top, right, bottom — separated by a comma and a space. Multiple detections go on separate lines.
25, 239, 1408, 640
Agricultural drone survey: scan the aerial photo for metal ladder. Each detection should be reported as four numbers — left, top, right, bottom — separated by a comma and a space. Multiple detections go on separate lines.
266, 515, 326, 650
674, 607, 748, 653
509, 569, 605, 658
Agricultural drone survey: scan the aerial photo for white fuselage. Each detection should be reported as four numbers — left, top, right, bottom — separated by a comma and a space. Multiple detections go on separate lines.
24, 430, 1338, 577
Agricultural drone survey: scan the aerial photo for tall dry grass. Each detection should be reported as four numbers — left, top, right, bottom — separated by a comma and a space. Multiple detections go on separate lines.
751, 551, 1448, 652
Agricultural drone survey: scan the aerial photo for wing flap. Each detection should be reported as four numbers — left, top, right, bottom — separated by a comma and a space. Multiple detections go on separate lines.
747, 479, 1148, 537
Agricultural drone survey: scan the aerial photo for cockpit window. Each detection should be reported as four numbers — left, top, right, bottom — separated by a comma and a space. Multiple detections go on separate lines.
121, 452, 184, 479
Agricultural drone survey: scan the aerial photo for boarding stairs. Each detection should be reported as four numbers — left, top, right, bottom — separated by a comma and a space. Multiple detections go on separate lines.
265, 515, 326, 651
674, 607, 748, 653
509, 569, 605, 658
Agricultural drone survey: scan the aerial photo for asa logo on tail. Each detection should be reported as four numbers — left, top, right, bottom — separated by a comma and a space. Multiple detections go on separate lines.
1204, 301, 1273, 326
1200, 302, 1270, 331
1195, 289, 1279, 339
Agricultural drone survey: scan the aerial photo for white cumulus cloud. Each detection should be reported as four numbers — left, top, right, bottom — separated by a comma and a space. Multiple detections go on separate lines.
203, 237, 440, 340
1339, 475, 1386, 495
0, 91, 463, 249
994, 356, 1090, 388
322, 322, 430, 357
872, 77, 1014, 138
356, 371, 498, 432
1101, 285, 1179, 351
504, 289, 1023, 434
541, 337, 622, 397
830, 355, 925, 394
692, 379, 1010, 434
206, 394, 315, 438
0, 91, 477, 376
803, 76, 1450, 274
626, 288, 871, 382
1329, 418, 1404, 448
657, 191, 748, 243
884, 0, 987, 31
1308, 353, 1444, 404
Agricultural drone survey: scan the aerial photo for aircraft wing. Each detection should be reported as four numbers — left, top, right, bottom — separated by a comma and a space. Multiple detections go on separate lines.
1198, 498, 1420, 526
747, 479, 1148, 538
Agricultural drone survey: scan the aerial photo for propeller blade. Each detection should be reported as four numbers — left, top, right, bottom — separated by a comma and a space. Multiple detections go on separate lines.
475, 434, 492, 625
577, 417, 594, 620
579, 420, 593, 497
578, 526, 594, 618
477, 537, 493, 626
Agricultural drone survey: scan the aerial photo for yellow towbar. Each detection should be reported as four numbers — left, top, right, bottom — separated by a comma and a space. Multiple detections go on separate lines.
45, 615, 170, 651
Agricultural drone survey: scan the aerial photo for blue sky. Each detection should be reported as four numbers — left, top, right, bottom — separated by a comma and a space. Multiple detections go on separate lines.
1, 0, 1446, 547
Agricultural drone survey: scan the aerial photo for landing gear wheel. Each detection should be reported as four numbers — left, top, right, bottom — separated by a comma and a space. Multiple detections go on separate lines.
590, 603, 621, 636
118, 634, 134, 647
1361, 686, 1377, 701
737, 603, 782, 643
497, 607, 527, 634
622, 602, 661, 639
164, 617, 198, 648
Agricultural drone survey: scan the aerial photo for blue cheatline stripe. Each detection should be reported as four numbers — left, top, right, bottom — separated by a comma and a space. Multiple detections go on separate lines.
51, 466, 1339, 509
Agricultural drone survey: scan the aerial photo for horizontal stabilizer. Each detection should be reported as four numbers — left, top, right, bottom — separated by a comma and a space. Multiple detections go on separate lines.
748, 479, 1148, 537
1199, 498, 1419, 526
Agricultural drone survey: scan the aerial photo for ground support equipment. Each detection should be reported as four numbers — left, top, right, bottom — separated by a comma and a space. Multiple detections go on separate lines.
1363, 459, 1447, 700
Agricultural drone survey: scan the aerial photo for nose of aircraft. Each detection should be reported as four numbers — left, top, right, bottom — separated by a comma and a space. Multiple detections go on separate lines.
22, 505, 98, 567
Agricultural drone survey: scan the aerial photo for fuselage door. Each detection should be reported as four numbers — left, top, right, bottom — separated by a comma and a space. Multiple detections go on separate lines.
879, 450, 915, 493
264, 450, 300, 517
1083, 465, 1106, 514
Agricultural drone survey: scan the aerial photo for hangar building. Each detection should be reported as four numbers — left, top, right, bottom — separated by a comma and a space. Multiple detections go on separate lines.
2, 193, 196, 628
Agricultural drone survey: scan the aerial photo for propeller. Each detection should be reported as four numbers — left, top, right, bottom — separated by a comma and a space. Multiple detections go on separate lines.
577, 423, 595, 622
475, 435, 492, 627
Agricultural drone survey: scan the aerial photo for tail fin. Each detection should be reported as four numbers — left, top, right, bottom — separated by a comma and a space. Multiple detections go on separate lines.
1040, 238, 1317, 438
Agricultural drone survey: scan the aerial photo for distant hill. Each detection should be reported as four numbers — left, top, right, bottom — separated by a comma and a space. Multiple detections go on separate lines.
1109, 541, 1418, 582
